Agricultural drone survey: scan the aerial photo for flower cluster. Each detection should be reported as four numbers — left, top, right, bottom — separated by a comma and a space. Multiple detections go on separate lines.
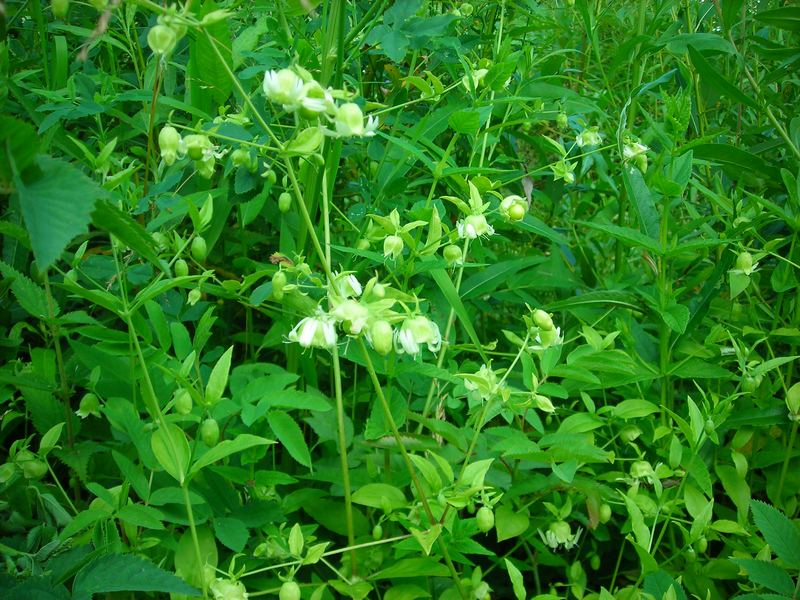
157, 126, 227, 179
263, 68, 378, 138
283, 271, 442, 358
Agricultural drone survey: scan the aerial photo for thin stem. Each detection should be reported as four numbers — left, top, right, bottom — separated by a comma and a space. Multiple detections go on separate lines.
43, 276, 74, 449
777, 420, 798, 506
332, 345, 356, 574
357, 339, 468, 600
182, 483, 209, 599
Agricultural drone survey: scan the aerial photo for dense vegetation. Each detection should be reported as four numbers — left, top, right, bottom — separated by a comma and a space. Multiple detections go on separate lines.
1, 0, 799, 598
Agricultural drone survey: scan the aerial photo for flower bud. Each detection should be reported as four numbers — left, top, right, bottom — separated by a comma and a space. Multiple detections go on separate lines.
598, 503, 612, 523
174, 389, 192, 415
200, 418, 220, 447
332, 299, 369, 335
630, 460, 654, 479
548, 520, 572, 545
158, 125, 181, 165
16, 450, 48, 480
556, 112, 568, 129
334, 103, 378, 137
369, 320, 394, 356
476, 506, 494, 532
278, 192, 292, 212
191, 236, 208, 263
187, 288, 202, 306
210, 578, 248, 600
174, 259, 189, 277
272, 270, 287, 301
147, 24, 177, 56
736, 251, 753, 273
576, 126, 602, 148
533, 309, 554, 331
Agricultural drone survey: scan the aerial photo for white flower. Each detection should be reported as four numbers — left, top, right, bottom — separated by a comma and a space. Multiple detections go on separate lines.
299, 81, 336, 115
334, 103, 378, 137
210, 577, 248, 600
456, 214, 494, 240
288, 310, 338, 349
538, 521, 582, 551
331, 299, 370, 335
263, 69, 304, 110
461, 68, 488, 91
333, 272, 362, 298
576, 126, 603, 148
531, 326, 562, 350
395, 316, 442, 355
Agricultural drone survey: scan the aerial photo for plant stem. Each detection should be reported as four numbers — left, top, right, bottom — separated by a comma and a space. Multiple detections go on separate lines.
182, 483, 209, 599
358, 338, 468, 600
332, 345, 356, 574
777, 420, 798, 507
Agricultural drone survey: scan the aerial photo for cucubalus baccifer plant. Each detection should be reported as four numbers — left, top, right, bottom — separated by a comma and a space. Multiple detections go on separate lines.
3, 0, 800, 599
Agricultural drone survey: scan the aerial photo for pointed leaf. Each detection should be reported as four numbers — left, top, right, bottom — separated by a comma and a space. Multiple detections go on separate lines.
267, 410, 312, 468
751, 500, 800, 567
72, 554, 199, 600
188, 433, 273, 477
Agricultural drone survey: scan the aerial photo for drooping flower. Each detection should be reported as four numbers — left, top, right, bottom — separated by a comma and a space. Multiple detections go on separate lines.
332, 272, 363, 298
210, 577, 248, 600
331, 299, 370, 336
576, 126, 603, 148
538, 521, 582, 551
367, 320, 394, 356
288, 309, 338, 350
383, 234, 404, 260
623, 140, 648, 172
456, 214, 494, 240
395, 315, 441, 355
334, 103, 379, 137
263, 69, 304, 110
551, 160, 576, 184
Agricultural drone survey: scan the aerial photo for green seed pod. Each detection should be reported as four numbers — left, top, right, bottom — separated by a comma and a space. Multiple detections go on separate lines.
508, 203, 526, 221
174, 389, 192, 415
174, 259, 189, 278
736, 251, 753, 273
476, 506, 494, 532
556, 112, 568, 129
265, 170, 277, 185
278, 192, 292, 213
598, 503, 612, 524
199, 418, 220, 447
460, 2, 474, 16
694, 537, 708, 554
152, 232, 168, 251
533, 309, 554, 331
16, 450, 48, 480
147, 24, 177, 56
272, 270, 287, 301
279, 581, 301, 600
590, 554, 601, 570
191, 236, 208, 263
372, 524, 383, 540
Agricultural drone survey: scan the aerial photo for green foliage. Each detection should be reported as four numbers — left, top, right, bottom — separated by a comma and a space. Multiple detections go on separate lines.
2, 0, 800, 599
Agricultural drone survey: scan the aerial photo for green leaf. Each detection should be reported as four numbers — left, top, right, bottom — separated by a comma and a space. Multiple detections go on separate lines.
504, 558, 526, 600
428, 267, 488, 362
750, 500, 800, 567
150, 423, 191, 484
448, 110, 481, 135
72, 553, 200, 600
352, 483, 408, 511
189, 1, 233, 115
214, 517, 249, 552
730, 558, 795, 595
188, 433, 273, 477
621, 492, 650, 548
0, 260, 52, 319
665, 33, 734, 55
622, 168, 659, 240
691, 143, 779, 180
267, 410, 312, 468
612, 399, 660, 419
285, 127, 324, 156
755, 7, 800, 31
372, 558, 449, 580
410, 524, 441, 555
688, 46, 759, 109
117, 504, 166, 530
578, 220, 663, 254
0, 116, 40, 189
17, 156, 104, 269
91, 201, 164, 272
205, 345, 233, 405
495, 504, 529, 542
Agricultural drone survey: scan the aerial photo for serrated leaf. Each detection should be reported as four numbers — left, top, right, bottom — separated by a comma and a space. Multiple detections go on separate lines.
72, 553, 199, 600
117, 504, 166, 530
0, 116, 40, 190
214, 517, 249, 552
751, 500, 800, 567
731, 558, 795, 595
0, 260, 53, 319
17, 156, 104, 269
267, 411, 311, 468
